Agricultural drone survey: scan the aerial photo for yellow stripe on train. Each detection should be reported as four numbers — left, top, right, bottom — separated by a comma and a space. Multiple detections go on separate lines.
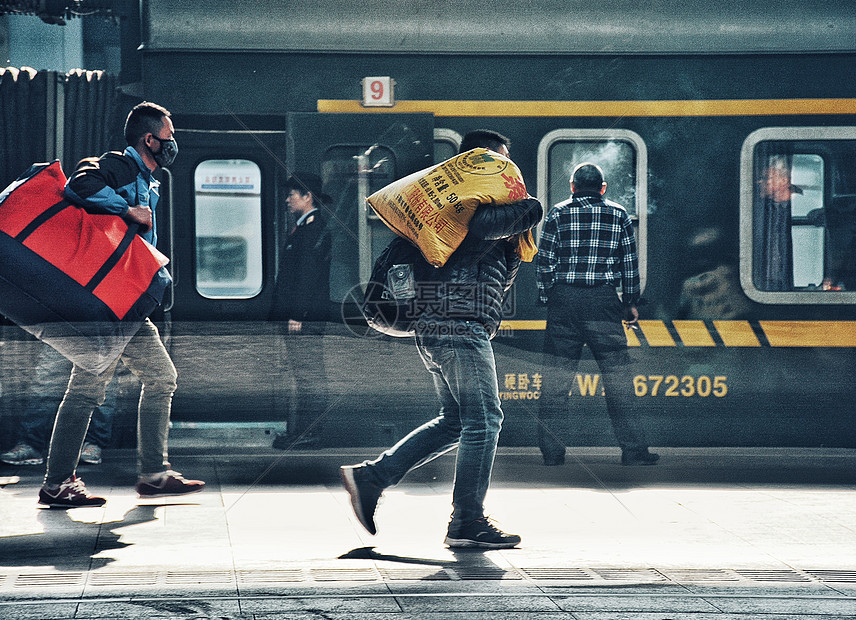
318, 98, 856, 118
499, 320, 856, 347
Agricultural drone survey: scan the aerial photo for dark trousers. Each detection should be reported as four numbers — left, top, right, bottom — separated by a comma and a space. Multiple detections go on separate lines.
538, 284, 648, 458
276, 321, 328, 437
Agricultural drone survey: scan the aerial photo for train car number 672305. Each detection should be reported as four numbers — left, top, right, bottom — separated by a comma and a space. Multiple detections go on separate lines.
633, 375, 728, 398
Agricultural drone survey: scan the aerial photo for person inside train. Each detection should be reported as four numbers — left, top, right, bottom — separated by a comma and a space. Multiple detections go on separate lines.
269, 172, 332, 450
37, 101, 205, 508
535, 162, 658, 467
341, 130, 543, 549
754, 155, 800, 291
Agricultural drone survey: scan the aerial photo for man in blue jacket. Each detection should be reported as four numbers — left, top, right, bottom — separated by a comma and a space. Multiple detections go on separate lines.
342, 130, 542, 548
38, 102, 204, 508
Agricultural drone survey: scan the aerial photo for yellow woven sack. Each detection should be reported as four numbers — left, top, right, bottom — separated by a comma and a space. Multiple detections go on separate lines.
366, 148, 531, 267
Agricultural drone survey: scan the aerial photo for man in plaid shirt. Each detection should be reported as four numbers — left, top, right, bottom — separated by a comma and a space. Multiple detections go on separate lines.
536, 162, 658, 467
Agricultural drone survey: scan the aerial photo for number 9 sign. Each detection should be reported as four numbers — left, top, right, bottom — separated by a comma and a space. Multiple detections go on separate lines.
362, 77, 395, 107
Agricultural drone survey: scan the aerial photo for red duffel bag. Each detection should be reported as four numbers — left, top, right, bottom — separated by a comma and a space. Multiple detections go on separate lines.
0, 161, 172, 374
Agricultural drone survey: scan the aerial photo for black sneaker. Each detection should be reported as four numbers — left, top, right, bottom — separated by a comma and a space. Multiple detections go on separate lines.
621, 449, 660, 466
444, 517, 521, 549
340, 464, 382, 535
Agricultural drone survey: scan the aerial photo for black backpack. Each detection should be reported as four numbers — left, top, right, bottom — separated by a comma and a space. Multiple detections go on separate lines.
361, 236, 433, 337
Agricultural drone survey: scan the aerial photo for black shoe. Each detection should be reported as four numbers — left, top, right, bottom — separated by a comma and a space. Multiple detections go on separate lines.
542, 452, 565, 466
621, 449, 660, 466
444, 517, 521, 549
340, 465, 383, 535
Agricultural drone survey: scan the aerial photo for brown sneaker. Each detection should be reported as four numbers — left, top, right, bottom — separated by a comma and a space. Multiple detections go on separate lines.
38, 476, 106, 508
136, 470, 205, 498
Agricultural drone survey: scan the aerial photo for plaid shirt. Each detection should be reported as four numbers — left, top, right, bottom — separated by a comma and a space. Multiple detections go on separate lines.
536, 192, 640, 306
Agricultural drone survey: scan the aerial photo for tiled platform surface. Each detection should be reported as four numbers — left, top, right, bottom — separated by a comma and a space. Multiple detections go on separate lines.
1, 446, 856, 619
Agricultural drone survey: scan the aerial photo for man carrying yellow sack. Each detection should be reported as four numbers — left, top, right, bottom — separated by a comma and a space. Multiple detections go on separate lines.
365, 138, 536, 267
342, 130, 542, 549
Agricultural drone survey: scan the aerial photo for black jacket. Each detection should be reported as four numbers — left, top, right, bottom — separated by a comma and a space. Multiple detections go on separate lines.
418, 197, 542, 337
270, 210, 332, 322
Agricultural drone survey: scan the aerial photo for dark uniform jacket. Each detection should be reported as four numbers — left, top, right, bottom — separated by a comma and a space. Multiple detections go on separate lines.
270, 209, 331, 322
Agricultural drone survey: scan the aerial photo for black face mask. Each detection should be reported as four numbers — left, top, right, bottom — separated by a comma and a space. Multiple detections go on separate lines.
150, 136, 178, 167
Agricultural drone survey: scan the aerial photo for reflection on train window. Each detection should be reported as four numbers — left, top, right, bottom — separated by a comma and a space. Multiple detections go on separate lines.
321, 145, 396, 302
545, 139, 638, 216
197, 237, 248, 281
746, 132, 856, 299
434, 128, 462, 164
538, 129, 648, 292
193, 159, 263, 298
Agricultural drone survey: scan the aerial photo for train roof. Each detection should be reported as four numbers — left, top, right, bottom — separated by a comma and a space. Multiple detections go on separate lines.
142, 0, 856, 55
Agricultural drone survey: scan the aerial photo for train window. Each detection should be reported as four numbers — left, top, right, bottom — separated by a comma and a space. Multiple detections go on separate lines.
193, 159, 263, 298
434, 128, 462, 164
537, 129, 648, 292
321, 146, 397, 302
740, 128, 856, 304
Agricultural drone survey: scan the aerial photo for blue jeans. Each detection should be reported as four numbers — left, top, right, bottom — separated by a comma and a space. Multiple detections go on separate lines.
362, 321, 503, 525
17, 344, 116, 453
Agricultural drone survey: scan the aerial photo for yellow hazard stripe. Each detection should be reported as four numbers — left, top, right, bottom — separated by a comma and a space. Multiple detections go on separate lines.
714, 321, 761, 347
761, 321, 856, 347
672, 320, 717, 347
638, 320, 676, 346
498, 319, 856, 347
318, 99, 856, 117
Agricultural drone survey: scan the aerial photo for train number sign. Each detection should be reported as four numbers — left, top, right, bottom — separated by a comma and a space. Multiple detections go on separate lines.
362, 77, 395, 107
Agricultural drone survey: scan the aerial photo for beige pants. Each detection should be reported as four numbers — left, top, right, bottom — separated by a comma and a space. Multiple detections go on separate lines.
44, 319, 177, 485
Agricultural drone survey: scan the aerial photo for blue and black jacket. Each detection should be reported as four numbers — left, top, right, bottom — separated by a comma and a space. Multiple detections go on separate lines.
64, 146, 160, 247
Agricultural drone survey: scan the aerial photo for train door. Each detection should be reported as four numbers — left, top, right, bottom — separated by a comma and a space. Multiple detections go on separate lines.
286, 112, 434, 313
156, 128, 289, 429
162, 128, 288, 321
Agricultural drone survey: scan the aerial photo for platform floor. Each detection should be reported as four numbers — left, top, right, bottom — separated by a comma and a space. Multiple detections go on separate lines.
1, 446, 856, 619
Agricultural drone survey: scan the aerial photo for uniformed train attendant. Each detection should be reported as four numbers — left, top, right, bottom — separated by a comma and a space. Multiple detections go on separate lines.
269, 172, 332, 450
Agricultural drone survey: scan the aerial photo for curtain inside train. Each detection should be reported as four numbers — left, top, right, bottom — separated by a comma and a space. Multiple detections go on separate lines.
753, 142, 795, 292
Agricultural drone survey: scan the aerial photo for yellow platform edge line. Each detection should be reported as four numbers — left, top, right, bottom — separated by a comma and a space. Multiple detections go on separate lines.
501, 320, 546, 331
318, 98, 856, 118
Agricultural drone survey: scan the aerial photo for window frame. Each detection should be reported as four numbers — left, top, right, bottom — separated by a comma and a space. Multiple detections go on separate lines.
192, 158, 264, 300
536, 129, 648, 295
433, 128, 462, 163
739, 127, 856, 305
